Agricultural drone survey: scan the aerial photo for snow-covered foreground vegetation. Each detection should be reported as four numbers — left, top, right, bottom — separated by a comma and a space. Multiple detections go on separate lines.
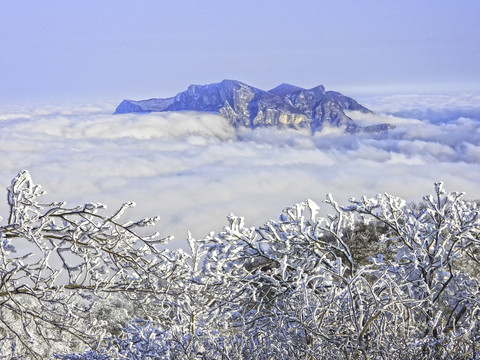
1, 171, 480, 359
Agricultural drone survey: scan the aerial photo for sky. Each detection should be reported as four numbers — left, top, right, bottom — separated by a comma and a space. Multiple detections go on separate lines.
1, 1, 480, 104
0, 1, 479, 245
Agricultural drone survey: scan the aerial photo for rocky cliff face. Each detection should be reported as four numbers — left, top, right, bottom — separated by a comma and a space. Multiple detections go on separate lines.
115, 80, 394, 133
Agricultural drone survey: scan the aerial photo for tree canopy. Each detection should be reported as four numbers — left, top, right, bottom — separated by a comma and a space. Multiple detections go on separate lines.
1, 171, 479, 359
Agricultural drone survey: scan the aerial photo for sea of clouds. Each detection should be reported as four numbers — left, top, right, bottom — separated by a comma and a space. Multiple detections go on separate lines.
1, 94, 479, 245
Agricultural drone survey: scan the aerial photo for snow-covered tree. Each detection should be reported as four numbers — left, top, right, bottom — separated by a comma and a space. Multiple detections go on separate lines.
345, 183, 480, 357
1, 171, 480, 359
0, 171, 170, 359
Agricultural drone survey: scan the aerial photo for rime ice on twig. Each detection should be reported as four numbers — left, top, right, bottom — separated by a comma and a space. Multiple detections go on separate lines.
2, 171, 480, 359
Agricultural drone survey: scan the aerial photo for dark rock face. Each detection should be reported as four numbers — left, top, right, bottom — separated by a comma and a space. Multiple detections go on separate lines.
115, 80, 393, 133
115, 98, 174, 114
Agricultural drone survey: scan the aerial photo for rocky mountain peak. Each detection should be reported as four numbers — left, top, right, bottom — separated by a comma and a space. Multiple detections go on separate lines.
114, 80, 394, 134
268, 83, 305, 95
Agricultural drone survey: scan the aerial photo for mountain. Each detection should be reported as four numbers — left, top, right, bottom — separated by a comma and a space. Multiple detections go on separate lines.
115, 80, 394, 133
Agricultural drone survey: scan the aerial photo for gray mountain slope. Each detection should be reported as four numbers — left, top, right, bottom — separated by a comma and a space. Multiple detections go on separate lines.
115, 80, 394, 133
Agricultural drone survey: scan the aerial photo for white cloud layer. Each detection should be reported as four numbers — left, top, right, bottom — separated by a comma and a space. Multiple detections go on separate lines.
1, 94, 479, 245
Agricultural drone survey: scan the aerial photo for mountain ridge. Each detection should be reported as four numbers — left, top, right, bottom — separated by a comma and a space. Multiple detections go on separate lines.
115, 80, 394, 133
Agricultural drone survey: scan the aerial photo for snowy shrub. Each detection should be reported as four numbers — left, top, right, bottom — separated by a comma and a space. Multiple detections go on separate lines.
0, 171, 169, 359
1, 171, 480, 359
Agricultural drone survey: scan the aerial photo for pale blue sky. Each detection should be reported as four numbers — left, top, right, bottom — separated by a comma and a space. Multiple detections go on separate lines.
1, 1, 479, 104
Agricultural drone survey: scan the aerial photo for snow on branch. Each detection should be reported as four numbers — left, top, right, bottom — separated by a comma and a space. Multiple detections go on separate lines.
1, 171, 480, 359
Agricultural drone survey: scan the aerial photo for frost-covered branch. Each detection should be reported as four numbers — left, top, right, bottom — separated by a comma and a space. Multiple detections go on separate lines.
0, 171, 171, 359
2, 172, 480, 359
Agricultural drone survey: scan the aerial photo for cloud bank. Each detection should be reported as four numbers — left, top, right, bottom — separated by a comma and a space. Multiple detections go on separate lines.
0, 94, 479, 244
